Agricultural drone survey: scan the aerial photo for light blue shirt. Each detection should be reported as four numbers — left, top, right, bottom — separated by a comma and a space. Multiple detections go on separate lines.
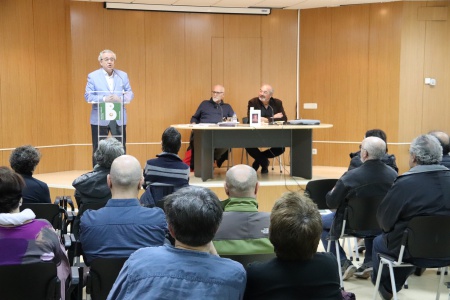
84, 68, 134, 126
107, 244, 247, 300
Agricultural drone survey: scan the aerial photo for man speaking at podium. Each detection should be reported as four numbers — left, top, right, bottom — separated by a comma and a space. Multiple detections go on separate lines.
246, 84, 287, 174
85, 49, 134, 166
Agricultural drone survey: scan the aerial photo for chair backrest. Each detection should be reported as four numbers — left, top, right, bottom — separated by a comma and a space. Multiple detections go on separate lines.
344, 181, 392, 236
87, 257, 128, 300
304, 179, 338, 209
20, 203, 64, 231
220, 253, 276, 269
406, 215, 450, 259
0, 262, 60, 300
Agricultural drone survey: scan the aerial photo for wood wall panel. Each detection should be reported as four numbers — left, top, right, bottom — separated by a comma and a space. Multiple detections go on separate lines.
299, 8, 332, 141
421, 3, 450, 133
0, 0, 37, 148
398, 2, 426, 142
261, 9, 298, 120
367, 2, 402, 141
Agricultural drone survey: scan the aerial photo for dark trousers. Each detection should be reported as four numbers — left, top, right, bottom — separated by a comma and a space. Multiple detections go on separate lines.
91, 122, 126, 167
188, 131, 228, 170
371, 235, 415, 293
246, 147, 285, 167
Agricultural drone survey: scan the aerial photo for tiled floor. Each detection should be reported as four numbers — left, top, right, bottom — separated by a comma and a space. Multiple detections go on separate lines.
317, 242, 450, 299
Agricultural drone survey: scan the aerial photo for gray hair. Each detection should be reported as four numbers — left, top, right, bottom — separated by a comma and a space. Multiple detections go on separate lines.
98, 49, 116, 62
410, 134, 442, 165
225, 164, 258, 198
94, 138, 124, 168
9, 145, 41, 174
362, 136, 386, 160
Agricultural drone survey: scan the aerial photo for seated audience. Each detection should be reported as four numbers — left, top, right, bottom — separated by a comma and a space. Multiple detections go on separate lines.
0, 167, 70, 299
140, 127, 190, 207
9, 145, 51, 204
213, 164, 274, 255
372, 134, 450, 300
245, 192, 341, 299
429, 130, 450, 168
322, 136, 397, 280
107, 186, 246, 300
189, 84, 235, 169
80, 155, 167, 264
348, 129, 398, 173
72, 138, 124, 237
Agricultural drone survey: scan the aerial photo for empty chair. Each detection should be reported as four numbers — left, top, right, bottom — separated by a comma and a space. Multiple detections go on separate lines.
20, 203, 68, 235
304, 178, 338, 209
373, 215, 450, 300
85, 257, 128, 300
0, 262, 61, 300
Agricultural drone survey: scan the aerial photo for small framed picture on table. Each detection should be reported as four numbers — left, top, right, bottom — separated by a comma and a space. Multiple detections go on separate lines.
250, 109, 261, 126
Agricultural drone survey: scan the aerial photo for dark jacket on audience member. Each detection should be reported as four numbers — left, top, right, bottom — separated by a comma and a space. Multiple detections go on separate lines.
327, 159, 397, 239
377, 165, 450, 255
348, 150, 398, 173
20, 173, 52, 204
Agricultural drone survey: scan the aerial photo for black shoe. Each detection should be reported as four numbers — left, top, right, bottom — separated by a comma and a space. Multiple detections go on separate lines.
260, 158, 269, 174
252, 161, 260, 171
261, 166, 269, 174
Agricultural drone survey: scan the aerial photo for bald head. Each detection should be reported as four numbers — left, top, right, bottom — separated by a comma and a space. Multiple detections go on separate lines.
360, 136, 386, 163
225, 164, 258, 198
429, 131, 450, 155
108, 155, 143, 197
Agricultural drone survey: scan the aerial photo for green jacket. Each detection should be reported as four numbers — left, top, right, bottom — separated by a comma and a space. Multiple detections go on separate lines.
213, 197, 274, 255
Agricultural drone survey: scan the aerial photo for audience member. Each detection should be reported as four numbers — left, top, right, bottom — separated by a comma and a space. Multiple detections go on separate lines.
245, 192, 342, 299
0, 167, 70, 299
143, 127, 189, 187
72, 138, 124, 237
372, 134, 450, 300
9, 145, 51, 204
246, 84, 287, 174
213, 164, 273, 255
80, 155, 167, 264
322, 137, 397, 280
107, 186, 246, 300
189, 84, 235, 169
348, 129, 398, 172
429, 130, 450, 168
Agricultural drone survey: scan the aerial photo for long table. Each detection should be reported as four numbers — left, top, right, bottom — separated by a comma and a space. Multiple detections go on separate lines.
172, 123, 333, 181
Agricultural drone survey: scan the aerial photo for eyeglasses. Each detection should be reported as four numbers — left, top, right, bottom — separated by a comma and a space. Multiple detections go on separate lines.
260, 90, 270, 95
102, 58, 115, 62
212, 91, 224, 94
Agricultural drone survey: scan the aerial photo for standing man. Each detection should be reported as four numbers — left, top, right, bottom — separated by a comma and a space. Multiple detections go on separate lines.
189, 85, 235, 169
246, 84, 287, 173
85, 49, 134, 166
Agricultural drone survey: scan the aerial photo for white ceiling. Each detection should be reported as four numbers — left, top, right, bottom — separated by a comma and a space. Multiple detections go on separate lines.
73, 0, 429, 10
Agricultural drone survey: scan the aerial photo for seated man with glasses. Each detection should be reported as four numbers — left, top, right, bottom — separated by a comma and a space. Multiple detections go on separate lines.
188, 85, 235, 170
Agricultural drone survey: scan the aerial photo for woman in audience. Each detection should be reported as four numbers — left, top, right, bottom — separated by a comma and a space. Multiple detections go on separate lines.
348, 129, 398, 172
245, 192, 342, 299
0, 166, 70, 299
9, 145, 51, 204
